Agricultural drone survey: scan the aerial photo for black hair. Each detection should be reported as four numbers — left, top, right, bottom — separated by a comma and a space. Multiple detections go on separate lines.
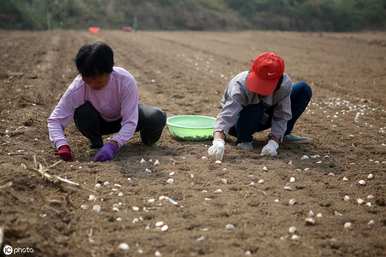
75, 42, 114, 77
274, 75, 284, 92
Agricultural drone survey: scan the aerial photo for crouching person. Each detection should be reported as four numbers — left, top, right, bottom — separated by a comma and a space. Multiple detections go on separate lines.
208, 52, 312, 160
48, 42, 166, 162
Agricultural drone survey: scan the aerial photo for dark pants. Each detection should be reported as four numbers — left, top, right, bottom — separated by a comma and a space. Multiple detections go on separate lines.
74, 101, 167, 148
230, 81, 312, 143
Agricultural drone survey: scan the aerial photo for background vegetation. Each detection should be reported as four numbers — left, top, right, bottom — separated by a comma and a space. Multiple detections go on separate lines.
0, 0, 385, 31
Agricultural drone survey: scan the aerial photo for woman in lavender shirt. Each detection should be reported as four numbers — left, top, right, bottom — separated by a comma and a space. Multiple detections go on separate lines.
48, 42, 166, 162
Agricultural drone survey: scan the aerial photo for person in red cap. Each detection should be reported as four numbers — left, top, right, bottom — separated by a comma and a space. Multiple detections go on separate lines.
208, 52, 312, 160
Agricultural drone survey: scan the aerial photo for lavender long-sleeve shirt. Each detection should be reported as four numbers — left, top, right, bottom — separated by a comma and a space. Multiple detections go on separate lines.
48, 67, 139, 149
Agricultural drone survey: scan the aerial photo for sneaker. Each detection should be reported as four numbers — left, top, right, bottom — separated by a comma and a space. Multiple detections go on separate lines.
237, 142, 254, 150
284, 134, 312, 144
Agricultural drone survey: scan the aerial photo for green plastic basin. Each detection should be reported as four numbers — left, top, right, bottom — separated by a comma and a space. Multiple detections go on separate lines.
167, 115, 216, 141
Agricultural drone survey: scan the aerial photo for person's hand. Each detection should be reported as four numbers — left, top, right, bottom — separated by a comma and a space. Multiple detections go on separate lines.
93, 142, 119, 162
56, 145, 73, 161
260, 139, 279, 157
208, 138, 225, 160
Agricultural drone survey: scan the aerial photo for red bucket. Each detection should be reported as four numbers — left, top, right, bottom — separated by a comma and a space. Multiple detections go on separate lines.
88, 26, 100, 34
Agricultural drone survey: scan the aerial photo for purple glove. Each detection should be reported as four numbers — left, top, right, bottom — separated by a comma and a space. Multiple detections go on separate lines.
93, 142, 120, 162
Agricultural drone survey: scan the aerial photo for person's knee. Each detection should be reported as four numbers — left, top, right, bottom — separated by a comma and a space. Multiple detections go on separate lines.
148, 108, 167, 129
75, 102, 95, 116
297, 81, 312, 100
74, 105, 88, 120
139, 107, 166, 146
74, 102, 99, 126
74, 107, 88, 124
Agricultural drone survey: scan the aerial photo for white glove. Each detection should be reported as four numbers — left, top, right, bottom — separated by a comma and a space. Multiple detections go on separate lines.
260, 139, 279, 157
208, 138, 225, 160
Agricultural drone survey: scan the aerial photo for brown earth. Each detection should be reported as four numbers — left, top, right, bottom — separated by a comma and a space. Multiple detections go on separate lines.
0, 30, 386, 257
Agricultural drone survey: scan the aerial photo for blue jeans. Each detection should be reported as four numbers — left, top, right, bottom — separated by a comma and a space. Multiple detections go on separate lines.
230, 81, 312, 143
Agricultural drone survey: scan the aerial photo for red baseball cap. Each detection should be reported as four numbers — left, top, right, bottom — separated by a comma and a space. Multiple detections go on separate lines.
246, 52, 285, 96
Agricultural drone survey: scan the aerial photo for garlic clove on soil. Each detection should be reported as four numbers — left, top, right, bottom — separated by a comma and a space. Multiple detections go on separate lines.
160, 225, 169, 232
289, 199, 297, 206
344, 222, 352, 229
118, 243, 129, 251
92, 205, 101, 213
88, 194, 96, 201
225, 224, 235, 230
288, 226, 297, 234
305, 217, 316, 226
155, 221, 164, 227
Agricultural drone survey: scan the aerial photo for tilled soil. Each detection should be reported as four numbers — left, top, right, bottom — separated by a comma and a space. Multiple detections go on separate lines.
0, 30, 385, 257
